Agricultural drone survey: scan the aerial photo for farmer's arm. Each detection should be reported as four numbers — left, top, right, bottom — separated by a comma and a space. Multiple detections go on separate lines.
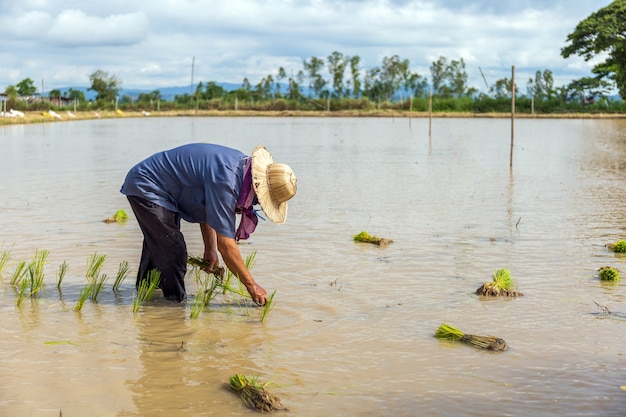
200, 223, 219, 270
216, 233, 268, 306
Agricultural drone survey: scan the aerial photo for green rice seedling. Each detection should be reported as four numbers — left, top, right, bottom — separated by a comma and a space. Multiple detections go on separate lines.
16, 278, 30, 307
190, 275, 220, 319
133, 269, 161, 314
57, 261, 69, 289
0, 247, 12, 275
434, 323, 508, 351
260, 290, 276, 323
75, 285, 93, 311
112, 260, 130, 293
10, 261, 27, 285
144, 269, 161, 301
90, 274, 108, 302
229, 373, 283, 412
598, 266, 621, 282
475, 268, 523, 297
28, 249, 48, 296
86, 252, 106, 279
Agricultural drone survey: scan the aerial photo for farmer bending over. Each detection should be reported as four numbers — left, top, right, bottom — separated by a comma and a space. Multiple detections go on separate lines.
120, 143, 297, 305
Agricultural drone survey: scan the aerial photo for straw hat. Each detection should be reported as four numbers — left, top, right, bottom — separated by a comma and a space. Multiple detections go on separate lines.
251, 145, 297, 224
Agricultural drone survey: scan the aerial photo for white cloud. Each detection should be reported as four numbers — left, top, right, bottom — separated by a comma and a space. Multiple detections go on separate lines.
45, 9, 149, 47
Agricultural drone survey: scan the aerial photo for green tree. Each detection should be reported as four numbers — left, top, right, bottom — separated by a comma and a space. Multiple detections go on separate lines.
89, 70, 121, 102
255, 75, 274, 100
430, 56, 475, 97
203, 81, 225, 100
16, 78, 37, 96
3, 85, 18, 108
347, 55, 362, 98
564, 76, 613, 105
491, 78, 517, 98
561, 0, 626, 98
363, 67, 384, 102
303, 56, 327, 98
277, 67, 288, 98
48, 89, 62, 98
327, 51, 348, 98
526, 70, 555, 99
67, 88, 85, 102
137, 90, 162, 104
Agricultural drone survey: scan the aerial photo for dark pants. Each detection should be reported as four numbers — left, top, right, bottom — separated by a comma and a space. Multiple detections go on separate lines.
127, 196, 187, 302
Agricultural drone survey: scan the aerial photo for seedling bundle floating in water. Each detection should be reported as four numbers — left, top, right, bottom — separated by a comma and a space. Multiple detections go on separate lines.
103, 209, 128, 224
476, 268, 523, 297
598, 266, 621, 282
434, 323, 508, 351
353, 231, 393, 246
606, 240, 626, 253
228, 373, 283, 413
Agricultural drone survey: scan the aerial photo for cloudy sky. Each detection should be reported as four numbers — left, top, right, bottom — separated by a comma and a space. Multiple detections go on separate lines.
0, 0, 614, 94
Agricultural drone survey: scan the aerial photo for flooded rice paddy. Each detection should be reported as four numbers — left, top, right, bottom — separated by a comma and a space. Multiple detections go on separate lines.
0, 116, 625, 416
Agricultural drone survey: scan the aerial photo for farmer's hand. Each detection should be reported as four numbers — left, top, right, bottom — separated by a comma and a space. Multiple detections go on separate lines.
202, 248, 219, 272
248, 283, 267, 306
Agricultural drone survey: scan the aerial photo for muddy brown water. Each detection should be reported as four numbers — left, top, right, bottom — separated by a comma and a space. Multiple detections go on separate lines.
0, 116, 625, 417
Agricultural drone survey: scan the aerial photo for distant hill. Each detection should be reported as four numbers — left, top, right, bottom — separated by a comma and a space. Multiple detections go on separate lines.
59, 82, 243, 102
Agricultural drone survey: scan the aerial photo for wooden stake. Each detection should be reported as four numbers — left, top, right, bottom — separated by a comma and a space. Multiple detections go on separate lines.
510, 65, 515, 168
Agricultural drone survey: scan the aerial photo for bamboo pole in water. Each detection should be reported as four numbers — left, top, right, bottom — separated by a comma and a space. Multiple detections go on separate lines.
510, 65, 515, 168
429, 86, 433, 138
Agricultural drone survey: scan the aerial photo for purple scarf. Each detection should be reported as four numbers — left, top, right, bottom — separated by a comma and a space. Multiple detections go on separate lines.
235, 158, 258, 241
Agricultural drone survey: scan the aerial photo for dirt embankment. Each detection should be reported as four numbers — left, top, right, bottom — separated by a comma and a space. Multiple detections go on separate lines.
2, 109, 626, 126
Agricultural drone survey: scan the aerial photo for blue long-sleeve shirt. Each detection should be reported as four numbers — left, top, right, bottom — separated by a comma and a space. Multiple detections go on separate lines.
121, 143, 246, 239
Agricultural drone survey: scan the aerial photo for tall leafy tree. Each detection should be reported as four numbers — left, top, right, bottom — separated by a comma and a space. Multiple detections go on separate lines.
303, 56, 327, 98
430, 56, 475, 97
67, 88, 86, 102
327, 51, 348, 98
491, 78, 517, 98
561, 0, 626, 98
347, 55, 362, 98
89, 70, 121, 102
16, 78, 37, 96
203, 82, 225, 100
527, 70, 555, 99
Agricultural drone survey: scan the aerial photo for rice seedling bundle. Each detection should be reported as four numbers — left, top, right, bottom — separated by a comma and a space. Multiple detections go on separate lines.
188, 252, 275, 321
57, 261, 69, 289
133, 269, 161, 313
90, 274, 108, 302
75, 285, 92, 311
434, 323, 508, 351
86, 253, 106, 279
606, 240, 626, 253
0, 248, 11, 275
103, 209, 128, 223
112, 260, 130, 293
187, 256, 225, 280
189, 274, 220, 319
260, 290, 276, 323
353, 231, 393, 246
10, 261, 27, 285
598, 266, 620, 282
229, 373, 283, 412
476, 268, 523, 297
